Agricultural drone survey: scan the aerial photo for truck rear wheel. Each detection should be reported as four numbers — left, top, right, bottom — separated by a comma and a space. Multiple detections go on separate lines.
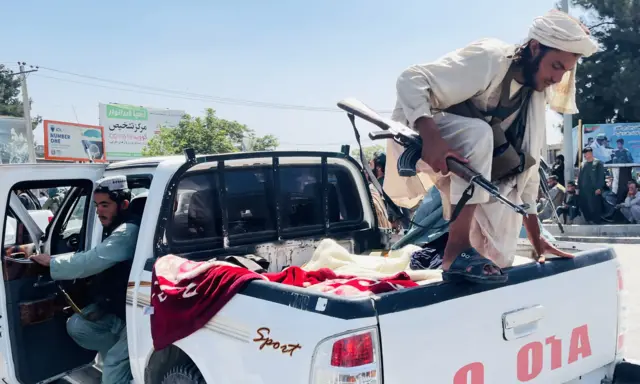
161, 362, 205, 384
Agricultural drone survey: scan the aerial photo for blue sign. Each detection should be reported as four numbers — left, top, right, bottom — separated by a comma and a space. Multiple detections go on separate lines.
573, 123, 640, 165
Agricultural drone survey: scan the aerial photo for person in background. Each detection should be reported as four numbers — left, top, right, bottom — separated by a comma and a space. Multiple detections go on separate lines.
38, 191, 48, 206
590, 133, 613, 163
43, 188, 64, 214
613, 138, 633, 164
551, 154, 565, 186
556, 181, 580, 224
368, 153, 408, 230
365, 158, 393, 229
605, 175, 613, 189
578, 147, 606, 224
375, 152, 412, 229
16, 190, 38, 210
537, 175, 565, 221
616, 180, 640, 223
610, 138, 635, 200
371, 152, 386, 185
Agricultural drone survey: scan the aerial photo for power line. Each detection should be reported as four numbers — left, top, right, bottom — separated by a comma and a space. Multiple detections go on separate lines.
32, 73, 263, 105
35, 65, 393, 114
279, 141, 385, 146
33, 73, 353, 112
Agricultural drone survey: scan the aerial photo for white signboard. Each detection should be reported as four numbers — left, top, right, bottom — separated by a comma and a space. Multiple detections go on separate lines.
0, 116, 31, 164
43, 120, 106, 162
99, 103, 184, 160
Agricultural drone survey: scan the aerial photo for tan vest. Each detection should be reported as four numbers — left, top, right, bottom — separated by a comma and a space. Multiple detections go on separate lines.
443, 64, 536, 182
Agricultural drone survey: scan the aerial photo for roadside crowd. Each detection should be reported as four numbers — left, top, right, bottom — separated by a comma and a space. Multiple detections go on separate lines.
367, 146, 640, 230
539, 147, 640, 225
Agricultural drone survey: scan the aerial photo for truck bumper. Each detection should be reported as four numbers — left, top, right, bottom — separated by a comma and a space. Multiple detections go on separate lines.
613, 359, 640, 384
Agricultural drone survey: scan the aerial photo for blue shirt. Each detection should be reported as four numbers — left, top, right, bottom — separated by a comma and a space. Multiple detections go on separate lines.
50, 222, 140, 280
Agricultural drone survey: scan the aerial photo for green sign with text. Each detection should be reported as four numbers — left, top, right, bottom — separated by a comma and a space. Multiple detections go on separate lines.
105, 104, 148, 121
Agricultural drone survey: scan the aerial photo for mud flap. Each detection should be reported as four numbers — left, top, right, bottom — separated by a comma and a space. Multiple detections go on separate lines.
613, 360, 640, 384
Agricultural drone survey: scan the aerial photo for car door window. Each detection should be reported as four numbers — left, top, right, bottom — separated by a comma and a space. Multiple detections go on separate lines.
55, 194, 89, 253
1, 175, 101, 384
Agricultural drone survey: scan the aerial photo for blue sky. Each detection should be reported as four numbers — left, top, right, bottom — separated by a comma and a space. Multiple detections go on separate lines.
2, 0, 566, 150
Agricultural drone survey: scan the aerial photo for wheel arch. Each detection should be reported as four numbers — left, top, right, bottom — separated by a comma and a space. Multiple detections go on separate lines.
144, 344, 204, 384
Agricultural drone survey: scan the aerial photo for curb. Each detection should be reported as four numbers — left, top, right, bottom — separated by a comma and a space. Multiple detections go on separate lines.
554, 236, 640, 244
543, 224, 640, 238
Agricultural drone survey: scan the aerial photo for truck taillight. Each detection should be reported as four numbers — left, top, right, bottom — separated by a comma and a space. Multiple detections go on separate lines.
311, 327, 381, 384
48, 216, 53, 223
331, 333, 374, 367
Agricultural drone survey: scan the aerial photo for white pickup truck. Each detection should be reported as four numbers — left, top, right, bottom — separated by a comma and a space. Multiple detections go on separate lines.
0, 151, 638, 384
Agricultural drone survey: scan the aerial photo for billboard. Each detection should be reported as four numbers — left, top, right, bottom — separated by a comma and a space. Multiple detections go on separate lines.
43, 120, 106, 162
573, 123, 640, 165
0, 116, 32, 164
99, 103, 184, 160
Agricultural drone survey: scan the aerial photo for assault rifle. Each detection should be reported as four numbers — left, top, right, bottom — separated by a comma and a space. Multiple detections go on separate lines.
337, 97, 530, 218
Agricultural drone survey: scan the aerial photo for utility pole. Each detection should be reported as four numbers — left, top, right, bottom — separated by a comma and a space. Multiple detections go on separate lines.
560, 0, 575, 183
18, 62, 38, 163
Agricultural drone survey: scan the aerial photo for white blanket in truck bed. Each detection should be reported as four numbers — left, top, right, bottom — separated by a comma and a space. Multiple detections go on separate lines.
302, 239, 441, 282
302, 238, 536, 285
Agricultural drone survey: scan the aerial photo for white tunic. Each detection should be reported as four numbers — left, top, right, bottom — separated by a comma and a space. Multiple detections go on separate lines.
385, 38, 553, 267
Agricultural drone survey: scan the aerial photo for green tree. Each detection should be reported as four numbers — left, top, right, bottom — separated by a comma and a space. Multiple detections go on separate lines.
571, 0, 640, 124
240, 133, 280, 151
351, 144, 385, 162
0, 64, 43, 130
142, 108, 279, 156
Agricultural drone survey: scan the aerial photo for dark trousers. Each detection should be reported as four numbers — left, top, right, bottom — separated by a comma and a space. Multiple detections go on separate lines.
557, 206, 579, 223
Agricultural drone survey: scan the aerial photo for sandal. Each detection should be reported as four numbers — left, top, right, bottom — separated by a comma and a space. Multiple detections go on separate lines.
442, 248, 508, 284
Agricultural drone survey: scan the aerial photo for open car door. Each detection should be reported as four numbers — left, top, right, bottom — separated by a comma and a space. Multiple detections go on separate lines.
0, 163, 105, 384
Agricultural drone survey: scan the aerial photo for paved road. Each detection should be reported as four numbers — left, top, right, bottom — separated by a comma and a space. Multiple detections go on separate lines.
615, 244, 640, 360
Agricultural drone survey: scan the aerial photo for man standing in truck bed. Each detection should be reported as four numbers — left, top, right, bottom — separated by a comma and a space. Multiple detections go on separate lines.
385, 10, 596, 283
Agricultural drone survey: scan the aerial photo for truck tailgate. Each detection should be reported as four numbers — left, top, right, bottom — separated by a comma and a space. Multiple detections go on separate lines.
375, 249, 619, 383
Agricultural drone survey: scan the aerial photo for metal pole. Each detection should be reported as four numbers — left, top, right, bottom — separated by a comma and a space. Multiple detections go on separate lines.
577, 119, 583, 170
560, 0, 575, 183
19, 63, 37, 163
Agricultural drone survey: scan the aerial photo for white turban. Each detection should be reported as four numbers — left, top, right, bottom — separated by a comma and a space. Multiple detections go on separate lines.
528, 9, 599, 114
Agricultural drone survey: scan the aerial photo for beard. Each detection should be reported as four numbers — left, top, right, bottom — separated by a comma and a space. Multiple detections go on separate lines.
521, 53, 545, 89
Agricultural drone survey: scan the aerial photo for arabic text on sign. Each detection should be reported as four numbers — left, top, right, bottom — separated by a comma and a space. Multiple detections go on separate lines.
108, 122, 148, 133
108, 133, 148, 144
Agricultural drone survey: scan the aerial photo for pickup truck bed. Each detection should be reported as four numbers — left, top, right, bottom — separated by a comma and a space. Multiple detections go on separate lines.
214, 240, 618, 383
136, 229, 622, 384
61, 238, 632, 384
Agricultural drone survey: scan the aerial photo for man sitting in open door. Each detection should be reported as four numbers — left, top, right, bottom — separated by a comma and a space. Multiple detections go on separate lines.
384, 10, 595, 283
30, 176, 140, 384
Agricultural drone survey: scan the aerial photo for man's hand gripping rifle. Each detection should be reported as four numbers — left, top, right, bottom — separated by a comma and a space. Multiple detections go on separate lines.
337, 97, 530, 218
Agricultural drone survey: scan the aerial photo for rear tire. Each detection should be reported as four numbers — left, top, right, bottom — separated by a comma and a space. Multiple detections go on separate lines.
161, 362, 205, 384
